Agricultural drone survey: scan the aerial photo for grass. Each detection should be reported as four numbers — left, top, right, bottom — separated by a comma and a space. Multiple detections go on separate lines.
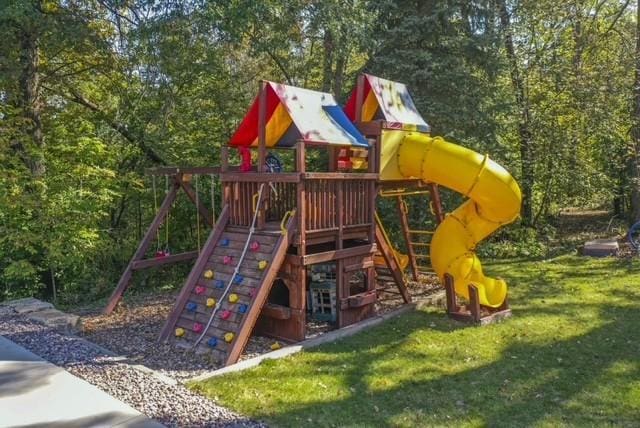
189, 255, 640, 427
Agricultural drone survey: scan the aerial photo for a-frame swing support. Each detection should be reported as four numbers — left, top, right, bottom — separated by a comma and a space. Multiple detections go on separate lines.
104, 169, 217, 314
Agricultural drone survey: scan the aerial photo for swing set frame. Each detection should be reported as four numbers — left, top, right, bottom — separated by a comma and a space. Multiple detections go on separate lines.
104, 167, 219, 314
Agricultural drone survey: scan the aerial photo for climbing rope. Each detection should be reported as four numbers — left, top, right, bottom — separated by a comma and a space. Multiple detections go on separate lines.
191, 183, 267, 349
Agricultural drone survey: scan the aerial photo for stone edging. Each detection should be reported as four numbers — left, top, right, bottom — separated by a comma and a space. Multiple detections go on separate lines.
188, 301, 425, 382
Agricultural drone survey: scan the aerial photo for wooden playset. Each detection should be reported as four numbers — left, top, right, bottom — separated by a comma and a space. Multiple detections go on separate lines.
105, 74, 521, 366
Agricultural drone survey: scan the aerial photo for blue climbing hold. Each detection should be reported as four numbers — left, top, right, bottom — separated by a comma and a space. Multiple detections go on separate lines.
186, 301, 197, 312
233, 274, 244, 284
221, 238, 230, 247
238, 304, 248, 314
207, 337, 218, 347
215, 279, 225, 289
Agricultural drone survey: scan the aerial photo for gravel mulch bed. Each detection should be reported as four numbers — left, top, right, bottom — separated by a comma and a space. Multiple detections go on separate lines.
77, 275, 444, 379
78, 293, 279, 382
0, 308, 264, 428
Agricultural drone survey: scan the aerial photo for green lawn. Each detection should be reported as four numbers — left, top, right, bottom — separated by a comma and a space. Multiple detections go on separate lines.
190, 255, 640, 427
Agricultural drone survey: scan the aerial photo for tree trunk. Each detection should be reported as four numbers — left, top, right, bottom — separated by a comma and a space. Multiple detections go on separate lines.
629, 4, 640, 221
496, 0, 534, 225
19, 27, 45, 178
321, 28, 334, 92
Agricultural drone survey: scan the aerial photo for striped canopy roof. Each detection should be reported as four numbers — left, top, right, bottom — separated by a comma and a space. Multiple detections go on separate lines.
229, 81, 368, 148
344, 74, 430, 132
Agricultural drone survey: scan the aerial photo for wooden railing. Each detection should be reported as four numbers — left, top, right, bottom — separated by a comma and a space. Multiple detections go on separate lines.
221, 172, 377, 235
303, 174, 376, 232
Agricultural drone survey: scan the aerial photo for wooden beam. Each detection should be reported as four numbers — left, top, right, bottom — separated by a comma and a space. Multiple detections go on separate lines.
258, 80, 267, 173
428, 183, 445, 223
397, 196, 419, 281
260, 303, 292, 320
131, 251, 199, 270
302, 172, 378, 180
177, 176, 215, 228
374, 215, 411, 303
301, 244, 376, 266
146, 167, 220, 176
220, 172, 301, 183
355, 74, 365, 123
104, 180, 180, 314
158, 205, 230, 341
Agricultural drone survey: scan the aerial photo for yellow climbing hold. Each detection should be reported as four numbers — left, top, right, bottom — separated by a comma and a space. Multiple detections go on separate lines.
206, 297, 216, 308
175, 327, 185, 337
203, 269, 214, 279
224, 332, 234, 342
229, 293, 239, 303
270, 341, 281, 350
258, 260, 268, 270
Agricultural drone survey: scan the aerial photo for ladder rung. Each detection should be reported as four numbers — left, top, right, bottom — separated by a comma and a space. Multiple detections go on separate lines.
414, 254, 430, 259
410, 242, 431, 247
408, 230, 434, 234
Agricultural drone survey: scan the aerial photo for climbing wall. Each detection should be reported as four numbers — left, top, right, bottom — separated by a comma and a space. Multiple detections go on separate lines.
158, 206, 297, 366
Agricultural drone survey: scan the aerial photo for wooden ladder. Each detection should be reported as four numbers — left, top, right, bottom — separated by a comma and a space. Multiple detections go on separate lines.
159, 207, 297, 366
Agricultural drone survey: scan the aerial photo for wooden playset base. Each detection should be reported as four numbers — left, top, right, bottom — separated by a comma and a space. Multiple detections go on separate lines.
104, 74, 521, 367
443, 274, 512, 325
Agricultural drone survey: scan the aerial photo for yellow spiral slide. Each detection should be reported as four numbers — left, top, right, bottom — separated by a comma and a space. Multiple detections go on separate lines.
388, 132, 521, 307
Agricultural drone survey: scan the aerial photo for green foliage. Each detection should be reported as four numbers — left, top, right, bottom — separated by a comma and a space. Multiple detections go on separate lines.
0, 0, 637, 302
190, 256, 640, 426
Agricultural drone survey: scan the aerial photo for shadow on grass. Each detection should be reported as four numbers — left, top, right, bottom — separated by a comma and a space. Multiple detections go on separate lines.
241, 294, 640, 427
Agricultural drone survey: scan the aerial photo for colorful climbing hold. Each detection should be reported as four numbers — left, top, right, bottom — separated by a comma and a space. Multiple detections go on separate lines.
228, 293, 239, 303
207, 337, 218, 347
258, 260, 268, 270
238, 304, 248, 314
249, 289, 257, 298
224, 332, 234, 343
270, 342, 282, 350
194, 285, 206, 295
215, 279, 225, 289
221, 310, 231, 320
175, 327, 185, 337
203, 269, 214, 279
206, 297, 216, 308
186, 301, 197, 312
233, 274, 244, 284
193, 322, 203, 333
220, 238, 230, 247
249, 241, 260, 251
223, 255, 232, 265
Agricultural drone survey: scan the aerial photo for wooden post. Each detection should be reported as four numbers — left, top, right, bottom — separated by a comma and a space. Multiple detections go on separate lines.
105, 180, 180, 314
443, 274, 457, 314
258, 80, 267, 173
355, 74, 365, 123
397, 196, 419, 281
468, 285, 481, 322
428, 183, 445, 224
296, 141, 306, 256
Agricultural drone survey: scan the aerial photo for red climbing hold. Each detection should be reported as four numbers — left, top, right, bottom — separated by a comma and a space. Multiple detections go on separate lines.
223, 255, 232, 265
250, 241, 260, 251
194, 286, 205, 295
221, 310, 231, 320
193, 322, 204, 333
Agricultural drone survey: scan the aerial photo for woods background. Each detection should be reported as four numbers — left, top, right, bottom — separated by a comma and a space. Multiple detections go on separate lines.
1, 0, 638, 302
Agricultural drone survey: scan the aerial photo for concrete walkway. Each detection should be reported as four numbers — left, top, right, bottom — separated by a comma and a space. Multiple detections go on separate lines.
0, 336, 164, 428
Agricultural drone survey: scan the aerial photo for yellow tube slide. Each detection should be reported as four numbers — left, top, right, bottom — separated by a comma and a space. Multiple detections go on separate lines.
396, 133, 521, 307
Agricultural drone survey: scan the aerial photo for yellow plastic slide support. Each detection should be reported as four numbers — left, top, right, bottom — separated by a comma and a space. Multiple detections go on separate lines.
396, 133, 521, 307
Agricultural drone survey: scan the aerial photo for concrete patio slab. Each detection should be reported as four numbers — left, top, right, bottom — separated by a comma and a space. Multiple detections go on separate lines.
0, 336, 164, 428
